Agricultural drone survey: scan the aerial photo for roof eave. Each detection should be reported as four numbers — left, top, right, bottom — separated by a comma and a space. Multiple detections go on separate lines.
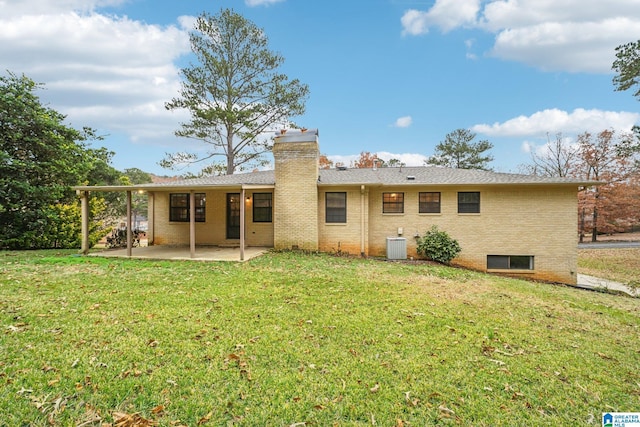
73, 183, 275, 193
316, 181, 601, 187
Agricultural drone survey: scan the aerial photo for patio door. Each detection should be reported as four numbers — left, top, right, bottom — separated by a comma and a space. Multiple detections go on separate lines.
226, 193, 240, 239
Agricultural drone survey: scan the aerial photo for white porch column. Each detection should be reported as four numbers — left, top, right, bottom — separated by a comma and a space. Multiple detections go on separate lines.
80, 190, 90, 255
240, 188, 245, 261
190, 191, 196, 258
126, 190, 132, 257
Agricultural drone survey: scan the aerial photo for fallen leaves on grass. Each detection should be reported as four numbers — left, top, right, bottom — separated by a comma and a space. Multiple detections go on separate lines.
224, 352, 252, 381
150, 405, 165, 415
596, 352, 615, 361
196, 411, 212, 425
6, 322, 29, 333
438, 404, 455, 416
75, 405, 102, 427
404, 391, 420, 407
113, 411, 157, 427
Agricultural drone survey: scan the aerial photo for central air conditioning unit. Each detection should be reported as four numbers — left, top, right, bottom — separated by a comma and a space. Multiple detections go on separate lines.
386, 237, 407, 260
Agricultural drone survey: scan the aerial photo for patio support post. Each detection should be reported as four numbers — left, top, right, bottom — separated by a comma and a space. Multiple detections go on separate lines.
80, 190, 90, 255
126, 190, 132, 257
360, 185, 365, 257
189, 191, 195, 258
240, 188, 245, 261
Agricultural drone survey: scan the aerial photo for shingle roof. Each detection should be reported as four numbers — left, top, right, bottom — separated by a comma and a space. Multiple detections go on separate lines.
143, 170, 276, 187
318, 166, 596, 186
74, 166, 596, 192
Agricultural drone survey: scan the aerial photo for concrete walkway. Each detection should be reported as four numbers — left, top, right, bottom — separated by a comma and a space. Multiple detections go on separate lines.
577, 274, 638, 297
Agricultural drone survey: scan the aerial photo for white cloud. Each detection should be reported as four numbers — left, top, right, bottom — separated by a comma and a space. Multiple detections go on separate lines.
394, 116, 413, 128
472, 108, 640, 137
245, 0, 285, 6
0, 0, 126, 18
491, 18, 640, 73
0, 2, 192, 151
401, 0, 481, 35
401, 0, 640, 73
375, 152, 428, 166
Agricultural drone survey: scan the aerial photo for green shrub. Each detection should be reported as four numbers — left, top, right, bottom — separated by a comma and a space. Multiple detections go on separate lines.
416, 225, 461, 264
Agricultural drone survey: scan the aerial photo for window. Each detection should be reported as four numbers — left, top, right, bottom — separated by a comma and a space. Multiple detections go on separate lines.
458, 192, 480, 213
253, 193, 272, 222
419, 192, 441, 213
170, 193, 206, 222
383, 192, 404, 213
487, 255, 534, 270
326, 192, 347, 223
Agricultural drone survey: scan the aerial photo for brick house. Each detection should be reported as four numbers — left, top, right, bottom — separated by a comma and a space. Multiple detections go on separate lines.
75, 128, 595, 284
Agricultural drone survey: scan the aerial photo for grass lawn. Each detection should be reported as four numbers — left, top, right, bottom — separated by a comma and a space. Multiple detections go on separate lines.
578, 248, 640, 285
1, 250, 638, 426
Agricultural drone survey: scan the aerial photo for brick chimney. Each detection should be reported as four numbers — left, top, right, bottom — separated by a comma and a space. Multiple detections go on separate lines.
272, 129, 320, 250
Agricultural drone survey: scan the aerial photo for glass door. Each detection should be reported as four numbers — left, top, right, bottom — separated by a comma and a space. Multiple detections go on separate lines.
226, 193, 240, 239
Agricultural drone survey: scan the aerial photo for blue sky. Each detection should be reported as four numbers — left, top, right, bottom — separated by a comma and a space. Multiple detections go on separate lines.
2, 0, 640, 175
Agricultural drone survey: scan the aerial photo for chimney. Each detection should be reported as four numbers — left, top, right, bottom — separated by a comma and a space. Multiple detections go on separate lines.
272, 129, 320, 251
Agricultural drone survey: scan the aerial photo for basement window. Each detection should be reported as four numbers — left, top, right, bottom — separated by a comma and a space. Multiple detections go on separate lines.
487, 255, 534, 270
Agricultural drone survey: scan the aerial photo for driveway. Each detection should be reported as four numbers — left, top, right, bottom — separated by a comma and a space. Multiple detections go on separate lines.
579, 241, 640, 249
576, 274, 638, 297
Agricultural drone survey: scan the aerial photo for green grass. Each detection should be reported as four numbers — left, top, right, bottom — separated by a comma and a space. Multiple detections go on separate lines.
578, 248, 640, 285
1, 250, 639, 426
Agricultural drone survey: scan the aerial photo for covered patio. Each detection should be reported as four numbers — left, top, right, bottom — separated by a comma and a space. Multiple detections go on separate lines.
89, 245, 270, 262
74, 172, 276, 261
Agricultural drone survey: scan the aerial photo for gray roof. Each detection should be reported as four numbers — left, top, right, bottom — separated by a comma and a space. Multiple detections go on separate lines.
74, 166, 597, 192
318, 166, 596, 186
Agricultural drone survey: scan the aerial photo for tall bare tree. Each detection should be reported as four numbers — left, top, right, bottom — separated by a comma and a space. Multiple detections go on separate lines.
163, 9, 309, 174
521, 133, 580, 177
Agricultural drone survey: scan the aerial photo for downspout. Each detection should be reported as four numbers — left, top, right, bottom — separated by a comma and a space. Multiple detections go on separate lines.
360, 184, 365, 257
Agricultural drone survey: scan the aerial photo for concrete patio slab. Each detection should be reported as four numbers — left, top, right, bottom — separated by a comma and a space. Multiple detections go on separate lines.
89, 245, 270, 262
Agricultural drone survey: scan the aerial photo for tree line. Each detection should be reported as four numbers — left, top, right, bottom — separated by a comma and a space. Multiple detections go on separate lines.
0, 73, 152, 249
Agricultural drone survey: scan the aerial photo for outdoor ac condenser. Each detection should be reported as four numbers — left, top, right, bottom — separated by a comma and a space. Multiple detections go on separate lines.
386, 237, 407, 260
